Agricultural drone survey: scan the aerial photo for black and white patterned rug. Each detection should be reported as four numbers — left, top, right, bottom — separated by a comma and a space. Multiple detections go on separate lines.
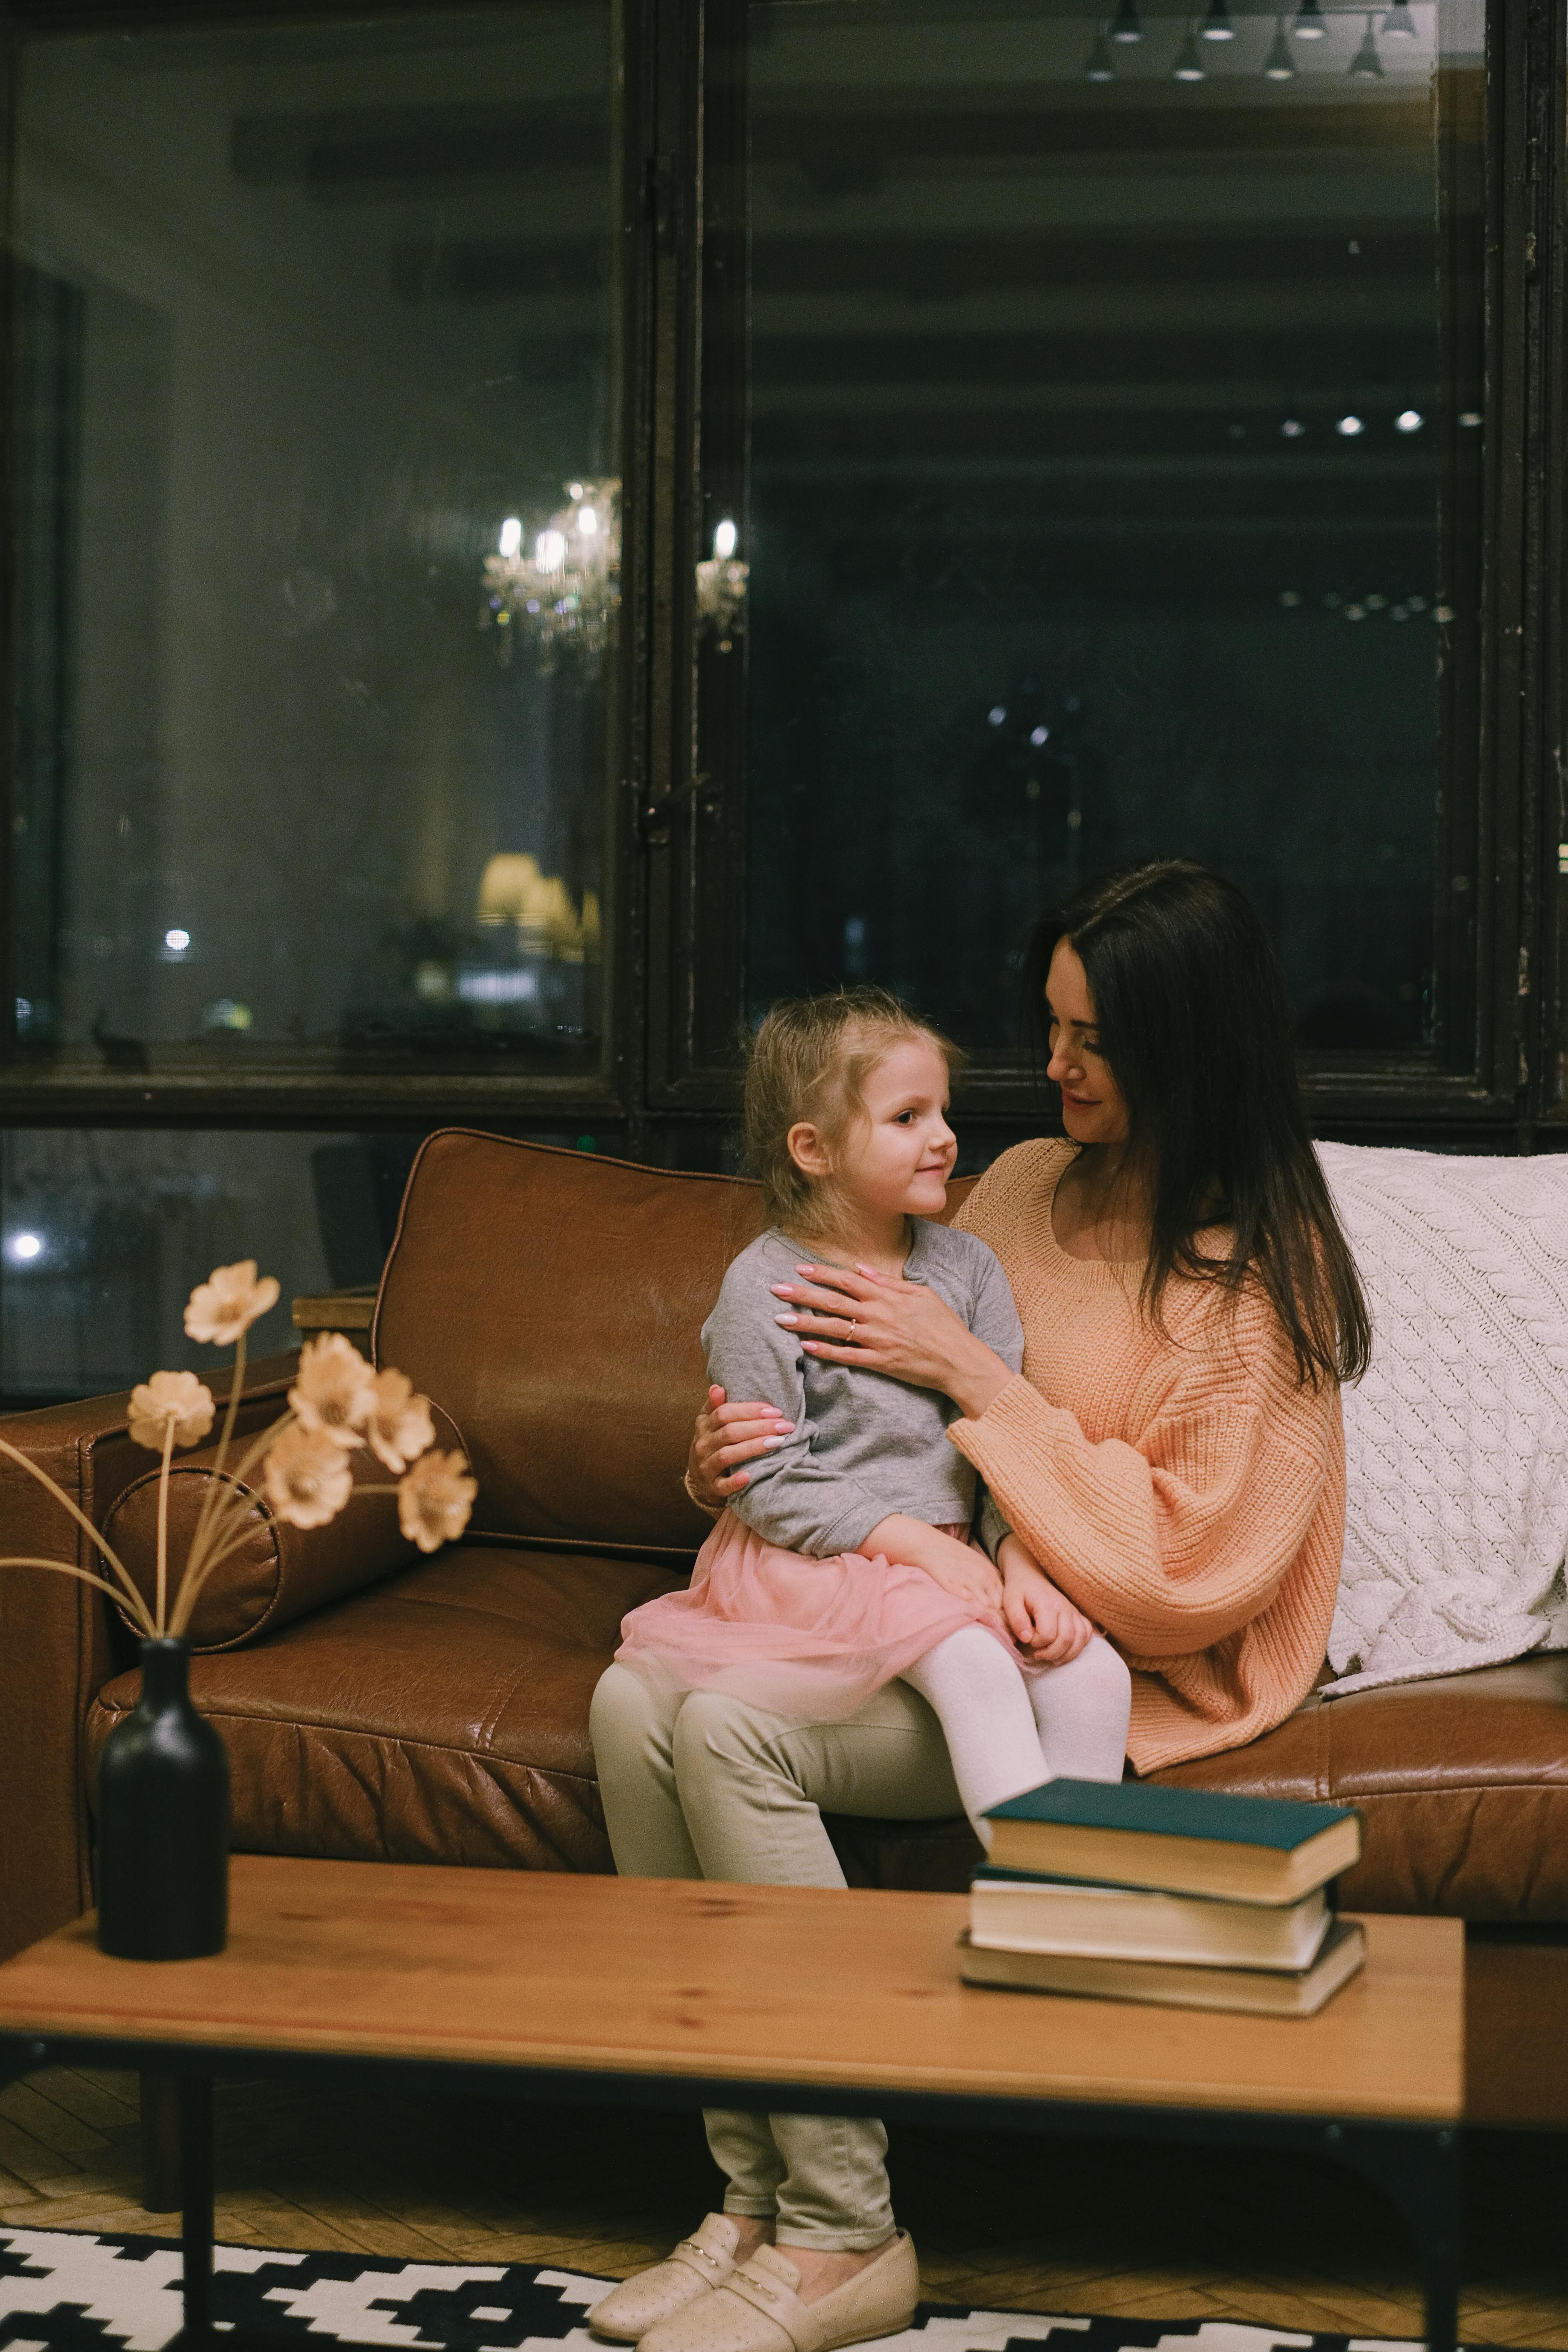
0, 2227, 1464, 2352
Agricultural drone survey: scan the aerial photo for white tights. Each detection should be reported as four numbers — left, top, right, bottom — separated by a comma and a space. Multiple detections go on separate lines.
900, 1624, 1132, 1842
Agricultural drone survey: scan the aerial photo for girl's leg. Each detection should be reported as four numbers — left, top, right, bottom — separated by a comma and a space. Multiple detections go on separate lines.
1026, 1633, 1132, 1782
900, 1625, 1054, 1843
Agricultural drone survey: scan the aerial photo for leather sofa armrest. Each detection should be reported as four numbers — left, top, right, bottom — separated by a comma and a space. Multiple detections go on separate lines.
0, 1352, 300, 1960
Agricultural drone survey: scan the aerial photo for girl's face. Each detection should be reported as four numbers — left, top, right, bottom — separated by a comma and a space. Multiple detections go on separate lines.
793, 1034, 957, 1222
1045, 937, 1130, 1147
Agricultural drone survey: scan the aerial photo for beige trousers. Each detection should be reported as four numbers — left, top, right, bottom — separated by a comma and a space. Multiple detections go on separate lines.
589, 1663, 966, 2249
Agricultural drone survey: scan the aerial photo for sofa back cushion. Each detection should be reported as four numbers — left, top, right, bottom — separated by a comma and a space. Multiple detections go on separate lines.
373, 1133, 764, 1552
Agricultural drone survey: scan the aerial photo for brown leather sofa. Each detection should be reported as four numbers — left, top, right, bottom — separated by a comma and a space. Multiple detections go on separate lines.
2, 1131, 1565, 2130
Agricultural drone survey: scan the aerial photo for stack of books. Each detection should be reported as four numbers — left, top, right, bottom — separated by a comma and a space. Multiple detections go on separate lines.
959, 1779, 1366, 2018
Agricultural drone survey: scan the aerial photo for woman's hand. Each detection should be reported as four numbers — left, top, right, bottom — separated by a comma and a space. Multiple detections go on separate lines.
998, 1535, 1095, 1665
769, 1263, 1014, 1419
686, 1384, 794, 1508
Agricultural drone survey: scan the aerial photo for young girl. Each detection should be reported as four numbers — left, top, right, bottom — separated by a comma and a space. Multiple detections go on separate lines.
613, 988, 1131, 1836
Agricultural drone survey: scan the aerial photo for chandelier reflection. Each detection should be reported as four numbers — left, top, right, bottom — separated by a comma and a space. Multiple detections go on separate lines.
482, 480, 621, 672
482, 485, 747, 668
696, 516, 749, 648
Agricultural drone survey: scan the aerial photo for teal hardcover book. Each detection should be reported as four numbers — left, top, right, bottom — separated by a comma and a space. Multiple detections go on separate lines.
982, 1779, 1361, 1905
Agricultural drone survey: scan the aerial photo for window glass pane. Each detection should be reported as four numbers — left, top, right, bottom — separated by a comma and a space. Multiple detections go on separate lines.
734, 1, 1482, 1055
0, 1129, 413, 1402
10, 6, 617, 1081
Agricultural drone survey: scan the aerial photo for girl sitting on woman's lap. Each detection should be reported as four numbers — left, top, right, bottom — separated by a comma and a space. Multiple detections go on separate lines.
609, 988, 1132, 1831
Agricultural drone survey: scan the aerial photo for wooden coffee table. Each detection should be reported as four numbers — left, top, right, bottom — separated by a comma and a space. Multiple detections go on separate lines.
0, 1856, 1464, 2350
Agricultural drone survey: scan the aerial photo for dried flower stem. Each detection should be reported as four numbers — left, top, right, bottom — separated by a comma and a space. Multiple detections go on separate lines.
169, 1412, 299, 1640
0, 1437, 152, 1631
156, 1418, 175, 1635
0, 1556, 158, 1632
181, 1412, 295, 1582
188, 1330, 248, 1591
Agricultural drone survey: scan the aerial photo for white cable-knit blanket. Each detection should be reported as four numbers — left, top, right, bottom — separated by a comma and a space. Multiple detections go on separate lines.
1317, 1142, 1568, 1697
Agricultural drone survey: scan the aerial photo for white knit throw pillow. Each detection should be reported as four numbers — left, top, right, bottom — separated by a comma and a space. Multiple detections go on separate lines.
1316, 1142, 1568, 1697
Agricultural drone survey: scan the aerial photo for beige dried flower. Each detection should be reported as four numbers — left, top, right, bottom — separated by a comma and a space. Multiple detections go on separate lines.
128, 1370, 216, 1452
263, 1423, 354, 1530
397, 1449, 477, 1554
185, 1259, 281, 1347
364, 1367, 436, 1475
289, 1332, 378, 1450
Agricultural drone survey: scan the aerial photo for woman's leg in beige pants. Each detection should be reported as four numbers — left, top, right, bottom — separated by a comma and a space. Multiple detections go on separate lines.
589, 1666, 965, 2251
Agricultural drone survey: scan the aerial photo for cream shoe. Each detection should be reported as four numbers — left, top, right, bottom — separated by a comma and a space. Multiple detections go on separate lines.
639, 2231, 919, 2352
588, 2214, 747, 2343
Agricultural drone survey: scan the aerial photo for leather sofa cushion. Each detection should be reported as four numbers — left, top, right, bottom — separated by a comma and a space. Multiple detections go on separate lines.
84, 1533, 1568, 1918
374, 1133, 761, 1551
103, 1437, 418, 1652
834, 1653, 1568, 1922
83, 1543, 686, 1873
1159, 1653, 1568, 1921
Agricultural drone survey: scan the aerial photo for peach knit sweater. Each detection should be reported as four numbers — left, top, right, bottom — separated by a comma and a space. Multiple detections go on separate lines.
951, 1139, 1345, 1776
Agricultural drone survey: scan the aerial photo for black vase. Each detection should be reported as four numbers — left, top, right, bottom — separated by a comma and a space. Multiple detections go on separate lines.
97, 1636, 230, 1958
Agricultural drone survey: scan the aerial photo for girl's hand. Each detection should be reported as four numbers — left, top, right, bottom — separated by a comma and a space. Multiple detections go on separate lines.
687, 1384, 794, 1507
769, 1263, 1013, 1419
999, 1537, 1095, 1666
862, 1515, 1004, 1617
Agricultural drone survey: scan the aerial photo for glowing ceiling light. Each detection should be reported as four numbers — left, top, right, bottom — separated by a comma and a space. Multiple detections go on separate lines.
713, 518, 739, 559
164, 926, 191, 953
1395, 409, 1425, 433
535, 530, 567, 573
498, 517, 522, 559
8, 1232, 42, 1262
1292, 0, 1327, 35
1201, 0, 1234, 37
1263, 20, 1296, 77
1337, 414, 1365, 437
1110, 0, 1142, 38
1172, 31, 1206, 80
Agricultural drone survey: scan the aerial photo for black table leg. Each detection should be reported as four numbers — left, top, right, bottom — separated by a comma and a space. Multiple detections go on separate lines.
178, 2074, 216, 2349
1335, 2122, 1462, 2352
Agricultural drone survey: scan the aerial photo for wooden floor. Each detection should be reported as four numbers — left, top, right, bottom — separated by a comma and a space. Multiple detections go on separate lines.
0, 2068, 1565, 2345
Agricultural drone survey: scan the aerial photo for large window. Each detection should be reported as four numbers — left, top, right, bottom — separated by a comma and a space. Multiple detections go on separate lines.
1, 0, 1564, 1395
733, 3, 1481, 1061
9, 5, 620, 1102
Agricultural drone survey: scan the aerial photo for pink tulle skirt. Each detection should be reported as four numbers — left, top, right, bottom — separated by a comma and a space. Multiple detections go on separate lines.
613, 1507, 1029, 1720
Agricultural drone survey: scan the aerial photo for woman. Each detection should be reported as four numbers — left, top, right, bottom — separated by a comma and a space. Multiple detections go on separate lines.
587, 859, 1369, 2352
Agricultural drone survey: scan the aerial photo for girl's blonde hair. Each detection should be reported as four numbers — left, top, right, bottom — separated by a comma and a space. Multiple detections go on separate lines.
743, 987, 964, 1234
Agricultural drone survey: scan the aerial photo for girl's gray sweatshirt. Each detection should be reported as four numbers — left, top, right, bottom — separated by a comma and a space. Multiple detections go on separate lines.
701, 1218, 1024, 1560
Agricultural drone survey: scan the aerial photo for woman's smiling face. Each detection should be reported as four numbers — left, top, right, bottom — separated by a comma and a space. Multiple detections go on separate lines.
1044, 937, 1130, 1147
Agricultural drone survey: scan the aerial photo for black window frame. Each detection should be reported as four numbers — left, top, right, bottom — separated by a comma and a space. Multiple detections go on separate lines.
1, 0, 1565, 1166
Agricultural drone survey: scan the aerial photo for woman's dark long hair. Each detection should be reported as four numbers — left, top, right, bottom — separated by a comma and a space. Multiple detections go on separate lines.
1023, 860, 1371, 1389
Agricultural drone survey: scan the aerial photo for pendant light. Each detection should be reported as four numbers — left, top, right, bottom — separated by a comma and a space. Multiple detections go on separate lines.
1084, 28, 1116, 80
1292, 0, 1327, 37
1349, 13, 1383, 75
1201, 0, 1234, 37
1171, 31, 1206, 80
1381, 3, 1418, 33
1263, 15, 1296, 77
1110, 0, 1143, 40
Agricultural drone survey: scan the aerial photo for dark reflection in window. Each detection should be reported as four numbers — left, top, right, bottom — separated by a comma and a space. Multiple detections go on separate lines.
735, 2, 1482, 1055
9, 8, 617, 1077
